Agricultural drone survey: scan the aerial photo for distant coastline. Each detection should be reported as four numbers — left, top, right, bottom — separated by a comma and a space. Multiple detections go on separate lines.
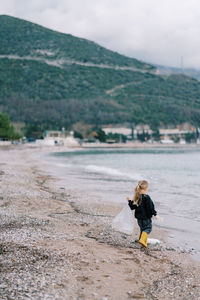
81, 141, 200, 149
1, 141, 200, 152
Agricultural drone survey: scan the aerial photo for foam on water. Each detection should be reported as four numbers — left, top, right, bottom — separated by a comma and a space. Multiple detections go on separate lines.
85, 164, 142, 180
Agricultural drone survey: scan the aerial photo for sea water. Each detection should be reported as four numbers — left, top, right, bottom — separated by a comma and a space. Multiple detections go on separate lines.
44, 147, 200, 259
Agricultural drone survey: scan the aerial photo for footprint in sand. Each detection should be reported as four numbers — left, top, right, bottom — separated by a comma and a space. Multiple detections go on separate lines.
123, 257, 141, 264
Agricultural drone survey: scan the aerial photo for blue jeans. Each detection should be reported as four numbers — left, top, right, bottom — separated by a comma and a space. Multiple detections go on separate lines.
137, 219, 152, 234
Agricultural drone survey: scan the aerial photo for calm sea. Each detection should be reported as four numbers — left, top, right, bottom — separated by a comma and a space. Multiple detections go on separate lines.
44, 147, 200, 259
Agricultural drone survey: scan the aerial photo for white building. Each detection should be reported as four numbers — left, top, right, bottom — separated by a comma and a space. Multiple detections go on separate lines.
102, 127, 132, 136
159, 127, 196, 143
102, 124, 199, 144
40, 130, 79, 147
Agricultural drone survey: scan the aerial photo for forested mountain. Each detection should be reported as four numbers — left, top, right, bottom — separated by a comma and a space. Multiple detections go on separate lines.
0, 15, 200, 131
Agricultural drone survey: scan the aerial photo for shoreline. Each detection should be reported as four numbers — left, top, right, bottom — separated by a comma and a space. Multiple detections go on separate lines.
81, 141, 200, 149
0, 145, 200, 299
1, 140, 200, 150
41, 143, 200, 262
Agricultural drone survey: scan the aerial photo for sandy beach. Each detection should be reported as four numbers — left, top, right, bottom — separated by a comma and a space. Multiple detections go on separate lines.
0, 145, 200, 300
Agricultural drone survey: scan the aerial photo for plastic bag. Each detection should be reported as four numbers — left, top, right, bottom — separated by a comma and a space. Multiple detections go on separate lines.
112, 204, 134, 235
153, 215, 164, 223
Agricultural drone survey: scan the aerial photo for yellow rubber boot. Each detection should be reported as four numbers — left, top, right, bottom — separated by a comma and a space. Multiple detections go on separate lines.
139, 231, 148, 248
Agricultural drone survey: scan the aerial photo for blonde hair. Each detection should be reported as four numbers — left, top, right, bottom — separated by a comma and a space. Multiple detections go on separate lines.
133, 180, 148, 204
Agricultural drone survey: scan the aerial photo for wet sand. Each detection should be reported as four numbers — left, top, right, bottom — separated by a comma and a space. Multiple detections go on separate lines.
0, 145, 199, 299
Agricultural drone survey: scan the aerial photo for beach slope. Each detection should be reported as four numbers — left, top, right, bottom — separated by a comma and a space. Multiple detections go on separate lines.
0, 146, 199, 299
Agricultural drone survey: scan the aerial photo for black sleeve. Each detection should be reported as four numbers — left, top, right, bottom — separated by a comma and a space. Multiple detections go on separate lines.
128, 200, 137, 210
145, 196, 157, 217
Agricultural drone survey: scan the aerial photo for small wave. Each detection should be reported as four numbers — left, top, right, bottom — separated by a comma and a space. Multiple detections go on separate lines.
52, 163, 71, 168
85, 165, 141, 180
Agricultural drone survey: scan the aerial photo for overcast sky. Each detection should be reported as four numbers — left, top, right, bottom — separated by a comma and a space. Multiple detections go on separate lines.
1, 0, 200, 69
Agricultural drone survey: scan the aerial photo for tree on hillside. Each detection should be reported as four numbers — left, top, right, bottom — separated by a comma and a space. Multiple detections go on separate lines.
152, 129, 161, 141
94, 128, 106, 142
23, 122, 44, 139
137, 130, 150, 142
0, 112, 21, 140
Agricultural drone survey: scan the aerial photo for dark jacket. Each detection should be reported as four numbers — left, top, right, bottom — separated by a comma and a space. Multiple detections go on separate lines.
128, 194, 157, 220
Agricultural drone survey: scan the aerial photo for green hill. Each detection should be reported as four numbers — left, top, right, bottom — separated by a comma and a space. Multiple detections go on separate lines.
0, 15, 153, 70
0, 15, 200, 131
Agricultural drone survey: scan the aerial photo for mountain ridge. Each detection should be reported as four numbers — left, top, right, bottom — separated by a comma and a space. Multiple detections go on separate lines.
157, 64, 200, 81
0, 15, 154, 71
0, 15, 200, 131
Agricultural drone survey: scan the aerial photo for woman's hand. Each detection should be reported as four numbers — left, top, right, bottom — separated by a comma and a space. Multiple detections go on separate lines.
126, 196, 130, 201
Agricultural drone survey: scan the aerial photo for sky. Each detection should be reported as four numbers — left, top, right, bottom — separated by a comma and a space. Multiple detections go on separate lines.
1, 0, 200, 69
